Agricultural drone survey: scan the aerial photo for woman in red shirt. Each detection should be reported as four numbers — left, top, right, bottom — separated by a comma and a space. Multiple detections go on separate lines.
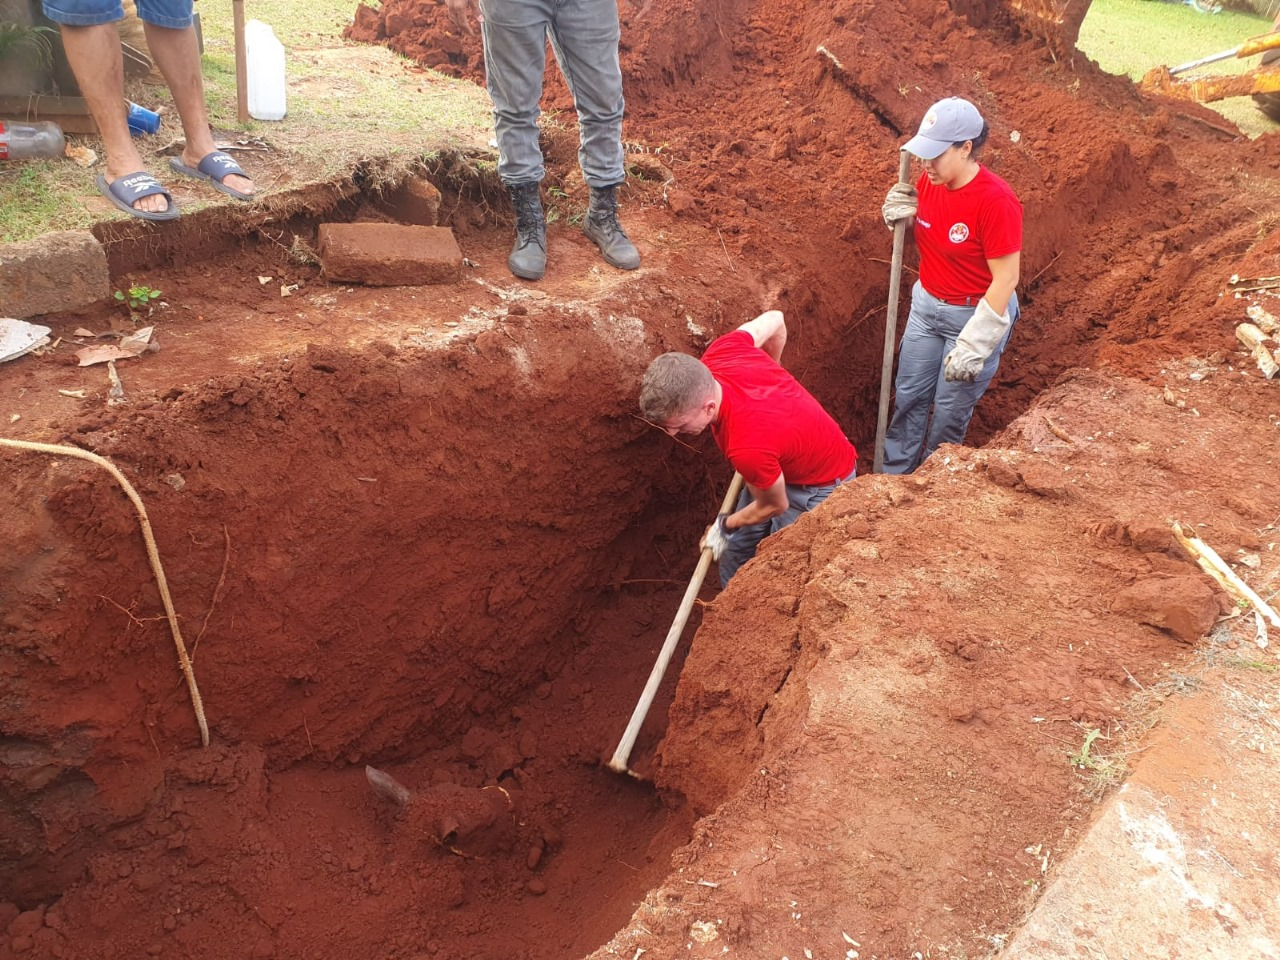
880, 96, 1023, 474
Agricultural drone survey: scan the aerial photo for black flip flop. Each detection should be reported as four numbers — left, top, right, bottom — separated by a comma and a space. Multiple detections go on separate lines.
169, 151, 255, 201
96, 172, 180, 222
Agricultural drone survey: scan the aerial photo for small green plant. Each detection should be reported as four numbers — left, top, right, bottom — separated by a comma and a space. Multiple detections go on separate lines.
1069, 725, 1128, 799
114, 284, 163, 317
1070, 728, 1103, 770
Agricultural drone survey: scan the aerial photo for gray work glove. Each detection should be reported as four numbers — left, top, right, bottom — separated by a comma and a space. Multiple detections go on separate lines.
702, 514, 737, 560
881, 182, 918, 229
944, 299, 1011, 383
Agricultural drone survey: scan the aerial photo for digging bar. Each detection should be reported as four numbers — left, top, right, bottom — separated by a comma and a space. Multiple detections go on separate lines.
873, 149, 913, 474
607, 471, 745, 777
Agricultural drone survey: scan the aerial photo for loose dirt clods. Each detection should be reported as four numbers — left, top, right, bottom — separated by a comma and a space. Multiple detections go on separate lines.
4, 0, 1280, 958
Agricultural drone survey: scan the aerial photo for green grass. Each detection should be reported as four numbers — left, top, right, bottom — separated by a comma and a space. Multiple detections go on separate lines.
0, 0, 493, 242
1079, 0, 1280, 136
0, 161, 91, 245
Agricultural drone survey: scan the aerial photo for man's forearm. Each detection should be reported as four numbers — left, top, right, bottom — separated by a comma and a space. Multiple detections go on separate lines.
727, 496, 786, 528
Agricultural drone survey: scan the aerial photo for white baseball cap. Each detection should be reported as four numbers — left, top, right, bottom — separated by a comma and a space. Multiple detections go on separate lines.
902, 97, 985, 159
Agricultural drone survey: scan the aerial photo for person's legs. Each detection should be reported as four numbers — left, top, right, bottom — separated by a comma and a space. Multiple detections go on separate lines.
43, 0, 168, 212
545, 0, 624, 187
547, 0, 639, 269
922, 296, 1019, 461
718, 487, 769, 588
137, 0, 253, 196
719, 469, 855, 587
480, 0, 554, 278
479, 0, 553, 186
882, 284, 948, 474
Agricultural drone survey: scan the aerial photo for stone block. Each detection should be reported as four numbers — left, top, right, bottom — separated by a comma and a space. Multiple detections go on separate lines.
0, 231, 109, 319
316, 223, 462, 286
1110, 575, 1219, 643
378, 176, 442, 226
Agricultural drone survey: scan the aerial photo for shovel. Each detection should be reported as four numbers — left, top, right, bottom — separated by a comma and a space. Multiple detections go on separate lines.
873, 149, 913, 474
607, 471, 745, 777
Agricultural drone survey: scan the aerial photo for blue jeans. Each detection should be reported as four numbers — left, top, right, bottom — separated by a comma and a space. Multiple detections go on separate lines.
478, 0, 625, 188
882, 281, 1019, 475
719, 468, 857, 587
42, 0, 193, 28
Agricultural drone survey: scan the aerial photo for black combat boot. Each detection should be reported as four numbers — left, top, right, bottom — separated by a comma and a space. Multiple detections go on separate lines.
583, 183, 640, 271
506, 181, 547, 281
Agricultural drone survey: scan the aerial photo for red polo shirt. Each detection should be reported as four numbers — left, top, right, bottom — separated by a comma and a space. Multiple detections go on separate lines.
702, 330, 857, 489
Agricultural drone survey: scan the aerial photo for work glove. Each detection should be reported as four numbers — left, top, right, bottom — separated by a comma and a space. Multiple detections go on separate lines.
944, 299, 1012, 383
881, 182, 918, 229
701, 514, 738, 561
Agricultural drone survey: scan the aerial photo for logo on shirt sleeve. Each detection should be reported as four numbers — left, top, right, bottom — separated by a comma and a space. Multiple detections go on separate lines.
948, 222, 970, 243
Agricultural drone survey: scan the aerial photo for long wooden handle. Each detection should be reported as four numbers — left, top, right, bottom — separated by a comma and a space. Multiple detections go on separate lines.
873, 149, 913, 474
233, 0, 249, 124
607, 472, 745, 775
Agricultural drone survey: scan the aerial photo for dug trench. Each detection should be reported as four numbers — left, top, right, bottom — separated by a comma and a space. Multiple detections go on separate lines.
5, 2, 1280, 959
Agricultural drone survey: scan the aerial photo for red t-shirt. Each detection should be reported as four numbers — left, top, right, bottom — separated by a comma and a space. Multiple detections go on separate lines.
914, 165, 1022, 302
702, 330, 857, 489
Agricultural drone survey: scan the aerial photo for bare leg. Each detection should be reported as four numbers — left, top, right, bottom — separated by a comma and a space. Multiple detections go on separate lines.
57, 23, 170, 214
143, 21, 255, 197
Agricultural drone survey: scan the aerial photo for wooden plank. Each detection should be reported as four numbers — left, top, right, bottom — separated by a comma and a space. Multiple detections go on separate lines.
0, 95, 99, 134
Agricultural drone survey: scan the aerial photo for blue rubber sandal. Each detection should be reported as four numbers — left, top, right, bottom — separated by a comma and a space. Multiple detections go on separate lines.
95, 172, 180, 221
169, 151, 255, 201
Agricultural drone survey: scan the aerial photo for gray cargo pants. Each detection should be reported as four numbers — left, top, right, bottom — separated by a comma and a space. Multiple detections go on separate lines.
479, 0, 626, 188
882, 281, 1019, 475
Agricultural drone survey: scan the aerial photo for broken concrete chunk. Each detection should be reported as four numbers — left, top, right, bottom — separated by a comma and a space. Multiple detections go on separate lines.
0, 230, 109, 319
316, 223, 462, 286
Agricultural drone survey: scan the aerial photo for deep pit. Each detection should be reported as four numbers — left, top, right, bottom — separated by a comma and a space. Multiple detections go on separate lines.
5, 0, 1280, 957
0, 201, 770, 958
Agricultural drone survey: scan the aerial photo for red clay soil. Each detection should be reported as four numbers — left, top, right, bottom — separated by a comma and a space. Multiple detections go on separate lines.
4, 0, 1280, 958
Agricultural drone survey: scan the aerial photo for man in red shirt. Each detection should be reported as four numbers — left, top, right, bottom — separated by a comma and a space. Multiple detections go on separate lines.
639, 310, 858, 585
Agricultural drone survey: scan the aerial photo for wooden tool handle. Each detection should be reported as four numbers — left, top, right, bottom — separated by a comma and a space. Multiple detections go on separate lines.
873, 149, 914, 475
607, 473, 745, 775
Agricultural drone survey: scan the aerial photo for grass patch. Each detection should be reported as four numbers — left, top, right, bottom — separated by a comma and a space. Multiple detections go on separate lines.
0, 161, 92, 245
0, 0, 493, 243
1079, 0, 1280, 136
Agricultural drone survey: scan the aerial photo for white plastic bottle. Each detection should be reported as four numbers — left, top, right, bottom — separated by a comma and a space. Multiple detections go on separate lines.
245, 20, 287, 121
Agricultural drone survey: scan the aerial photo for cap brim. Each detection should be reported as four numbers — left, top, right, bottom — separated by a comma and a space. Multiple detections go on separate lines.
902, 134, 951, 160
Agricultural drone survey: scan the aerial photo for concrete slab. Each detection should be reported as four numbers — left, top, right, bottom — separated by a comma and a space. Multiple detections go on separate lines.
316, 223, 462, 286
0, 230, 109, 319
1005, 665, 1280, 959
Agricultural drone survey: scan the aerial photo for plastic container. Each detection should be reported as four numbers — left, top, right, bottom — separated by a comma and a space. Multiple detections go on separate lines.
245, 20, 287, 121
126, 101, 161, 136
0, 120, 65, 160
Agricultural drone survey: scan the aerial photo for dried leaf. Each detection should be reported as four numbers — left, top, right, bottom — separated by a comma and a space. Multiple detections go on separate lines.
76, 344, 134, 366
73, 327, 97, 338
77, 326, 153, 366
